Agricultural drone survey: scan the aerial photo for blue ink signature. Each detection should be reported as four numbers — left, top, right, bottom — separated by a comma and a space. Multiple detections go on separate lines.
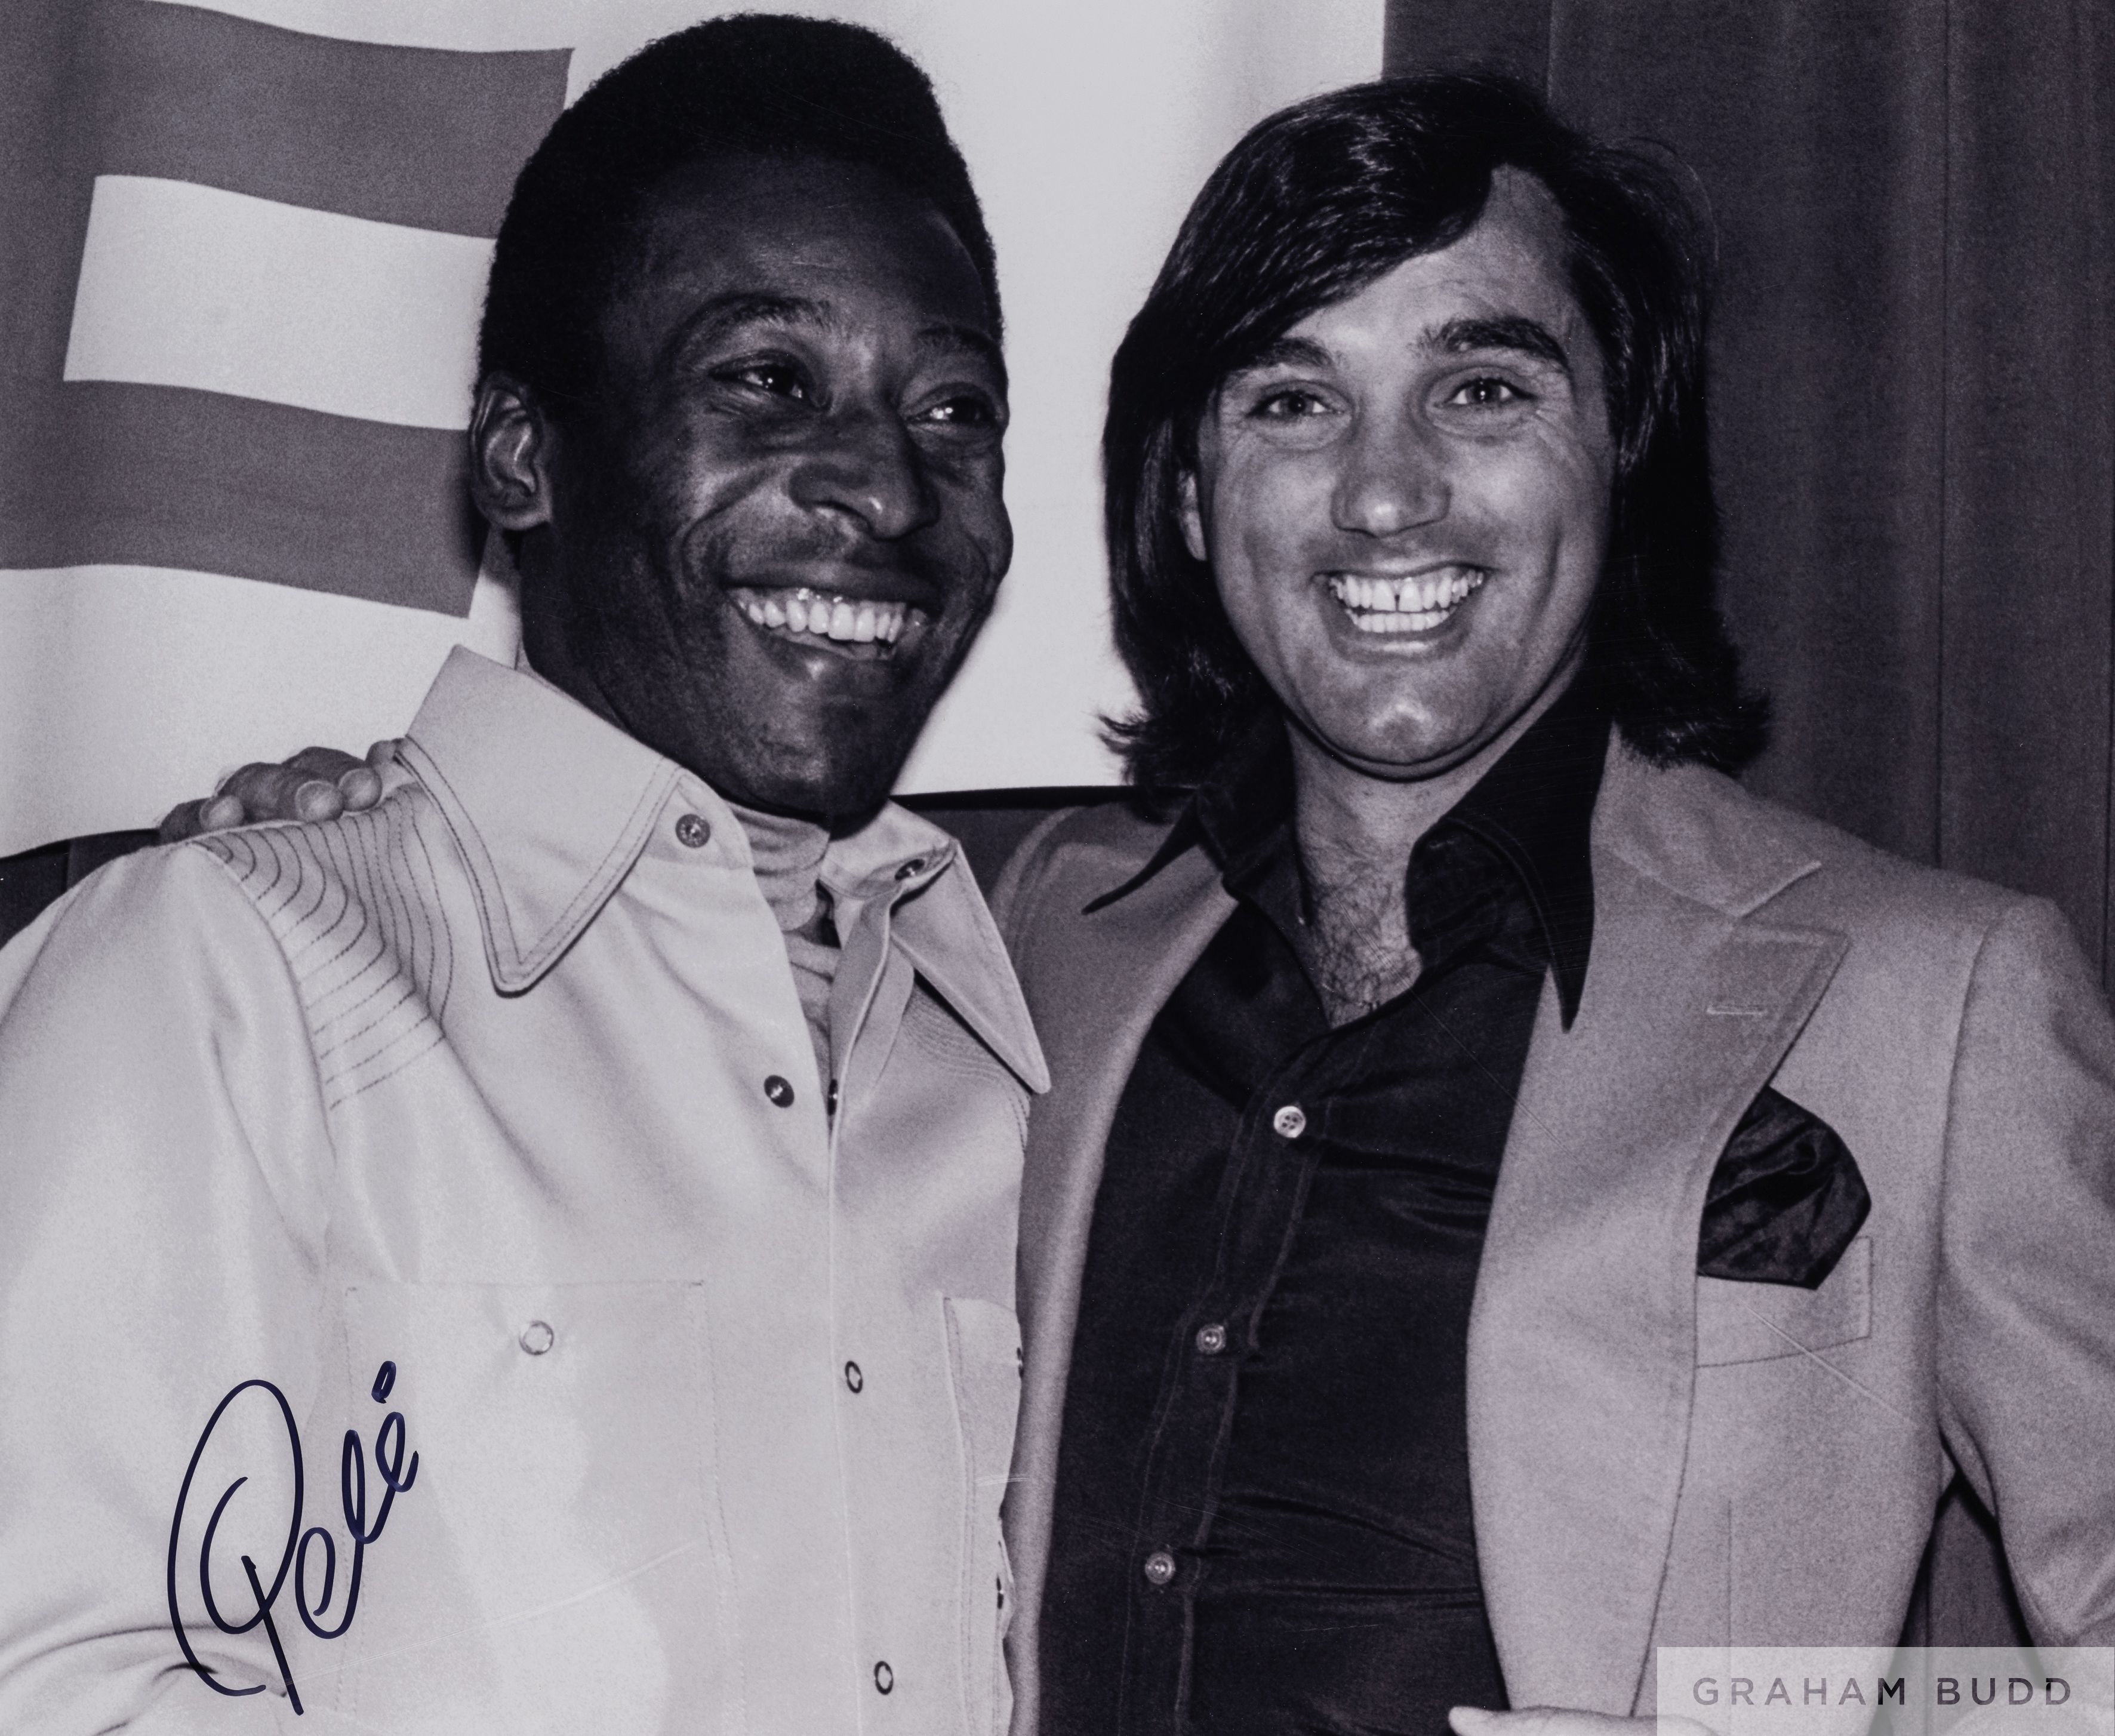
167, 1360, 418, 1716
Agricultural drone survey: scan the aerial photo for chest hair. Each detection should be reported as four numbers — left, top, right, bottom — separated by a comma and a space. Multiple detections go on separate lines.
1301, 850, 1422, 1026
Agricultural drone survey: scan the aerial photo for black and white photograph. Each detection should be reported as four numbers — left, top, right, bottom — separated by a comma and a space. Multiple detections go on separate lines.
0, 2, 2110, 1732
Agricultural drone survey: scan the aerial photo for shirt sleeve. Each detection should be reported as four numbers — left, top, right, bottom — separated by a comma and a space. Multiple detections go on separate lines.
0, 843, 337, 1732
1934, 892, 2115, 1646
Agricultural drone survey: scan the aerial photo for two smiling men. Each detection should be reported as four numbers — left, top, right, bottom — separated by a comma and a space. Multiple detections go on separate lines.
13, 16, 2115, 1736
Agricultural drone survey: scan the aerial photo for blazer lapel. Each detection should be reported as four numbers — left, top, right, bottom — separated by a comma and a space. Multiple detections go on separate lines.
1005, 838, 1233, 1736
1470, 756, 1848, 1712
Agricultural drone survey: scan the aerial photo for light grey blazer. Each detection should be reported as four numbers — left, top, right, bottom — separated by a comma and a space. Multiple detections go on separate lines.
992, 739, 2115, 1732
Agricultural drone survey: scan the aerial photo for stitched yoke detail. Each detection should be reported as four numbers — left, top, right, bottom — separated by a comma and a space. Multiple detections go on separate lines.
191, 797, 456, 1110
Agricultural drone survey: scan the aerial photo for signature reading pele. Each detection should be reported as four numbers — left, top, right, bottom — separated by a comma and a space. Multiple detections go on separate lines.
167, 1359, 418, 1716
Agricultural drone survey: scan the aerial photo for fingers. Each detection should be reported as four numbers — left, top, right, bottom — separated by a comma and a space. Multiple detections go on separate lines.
158, 796, 236, 843
213, 761, 344, 826
158, 743, 387, 842
285, 744, 368, 782
291, 743, 384, 815
337, 762, 383, 812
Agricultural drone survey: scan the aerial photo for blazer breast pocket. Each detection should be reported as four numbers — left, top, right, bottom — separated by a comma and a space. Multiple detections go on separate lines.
1695, 1235, 1873, 1368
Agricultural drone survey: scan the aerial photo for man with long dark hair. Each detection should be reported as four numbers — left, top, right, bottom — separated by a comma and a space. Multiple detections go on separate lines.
995, 73, 2115, 1735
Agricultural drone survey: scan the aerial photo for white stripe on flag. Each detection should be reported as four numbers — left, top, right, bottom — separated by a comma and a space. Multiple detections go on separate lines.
0, 558, 521, 858
63, 176, 492, 430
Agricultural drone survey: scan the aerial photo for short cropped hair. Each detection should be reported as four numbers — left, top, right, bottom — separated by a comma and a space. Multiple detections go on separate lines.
480, 14, 999, 413
1103, 72, 1767, 787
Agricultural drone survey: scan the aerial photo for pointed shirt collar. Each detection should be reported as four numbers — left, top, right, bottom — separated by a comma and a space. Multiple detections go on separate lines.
395, 647, 1046, 1091
1087, 675, 1610, 1027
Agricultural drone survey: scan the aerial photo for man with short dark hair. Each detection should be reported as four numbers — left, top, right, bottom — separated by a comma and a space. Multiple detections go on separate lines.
994, 73, 2115, 1736
0, 19, 1040, 1732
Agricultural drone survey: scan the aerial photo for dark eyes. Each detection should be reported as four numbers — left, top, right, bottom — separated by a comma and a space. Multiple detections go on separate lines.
1249, 387, 1335, 420
726, 360, 809, 401
1445, 375, 1530, 407
1245, 375, 1533, 422
713, 361, 997, 433
915, 393, 999, 430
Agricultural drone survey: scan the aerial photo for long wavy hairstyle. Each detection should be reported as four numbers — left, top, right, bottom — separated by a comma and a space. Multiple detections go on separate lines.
1103, 72, 1766, 789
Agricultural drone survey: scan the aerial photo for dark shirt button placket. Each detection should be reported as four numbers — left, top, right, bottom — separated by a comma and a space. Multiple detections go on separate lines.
1039, 682, 1609, 1735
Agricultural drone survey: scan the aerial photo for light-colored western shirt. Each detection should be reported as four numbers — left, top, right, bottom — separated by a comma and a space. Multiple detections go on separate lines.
0, 647, 1046, 1735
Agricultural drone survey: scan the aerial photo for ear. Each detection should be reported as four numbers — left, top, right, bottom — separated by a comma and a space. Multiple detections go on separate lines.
469, 372, 555, 533
1177, 467, 1209, 565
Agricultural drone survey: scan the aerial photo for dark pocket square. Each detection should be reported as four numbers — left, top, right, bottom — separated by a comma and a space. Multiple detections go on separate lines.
1697, 1086, 1870, 1289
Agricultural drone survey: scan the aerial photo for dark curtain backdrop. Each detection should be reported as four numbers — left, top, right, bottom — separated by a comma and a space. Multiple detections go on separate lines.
1387, 0, 2115, 987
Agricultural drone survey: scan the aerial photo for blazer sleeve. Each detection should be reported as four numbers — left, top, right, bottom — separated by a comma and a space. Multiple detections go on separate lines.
1934, 893, 2115, 1646
0, 845, 337, 1732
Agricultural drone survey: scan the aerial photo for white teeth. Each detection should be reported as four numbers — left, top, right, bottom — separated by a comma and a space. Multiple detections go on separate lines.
731, 588, 916, 649
1325, 568, 1485, 633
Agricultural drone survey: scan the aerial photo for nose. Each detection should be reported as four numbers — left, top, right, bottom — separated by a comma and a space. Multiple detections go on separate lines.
790, 410, 938, 541
1331, 412, 1448, 538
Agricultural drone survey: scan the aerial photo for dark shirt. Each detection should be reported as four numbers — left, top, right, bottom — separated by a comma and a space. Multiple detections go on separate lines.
1039, 679, 1610, 1736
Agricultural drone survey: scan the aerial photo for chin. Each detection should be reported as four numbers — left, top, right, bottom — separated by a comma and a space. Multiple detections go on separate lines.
1298, 707, 1492, 780
729, 749, 904, 824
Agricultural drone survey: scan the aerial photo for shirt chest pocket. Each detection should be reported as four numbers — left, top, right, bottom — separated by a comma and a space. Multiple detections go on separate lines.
323, 1281, 738, 1735
1694, 1235, 1873, 1368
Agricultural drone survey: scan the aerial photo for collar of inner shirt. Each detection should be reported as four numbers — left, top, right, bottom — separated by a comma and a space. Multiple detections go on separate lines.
1088, 675, 1611, 1029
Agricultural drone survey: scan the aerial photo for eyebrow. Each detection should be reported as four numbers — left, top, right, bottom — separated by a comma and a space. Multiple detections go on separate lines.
670, 292, 828, 355
1427, 315, 1573, 375
1237, 334, 1335, 373
1232, 316, 1573, 380
915, 321, 1006, 381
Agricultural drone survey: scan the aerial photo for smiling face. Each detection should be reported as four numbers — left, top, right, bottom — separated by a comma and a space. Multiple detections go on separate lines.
1180, 170, 1614, 784
478, 152, 1011, 821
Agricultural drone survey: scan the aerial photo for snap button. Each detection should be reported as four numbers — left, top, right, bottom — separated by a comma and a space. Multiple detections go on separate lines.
826, 1078, 839, 1116
894, 857, 925, 881
1195, 1322, 1228, 1356
1272, 1103, 1307, 1140
1142, 1549, 1177, 1587
519, 1321, 555, 1356
845, 1360, 864, 1393
873, 1661, 894, 1694
674, 812, 712, 849
764, 1075, 795, 1107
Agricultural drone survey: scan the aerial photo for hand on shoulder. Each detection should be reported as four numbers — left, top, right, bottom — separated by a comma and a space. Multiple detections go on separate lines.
158, 742, 393, 841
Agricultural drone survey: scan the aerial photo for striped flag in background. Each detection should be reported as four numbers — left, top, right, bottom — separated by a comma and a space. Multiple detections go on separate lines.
1, 0, 568, 614
0, 0, 1386, 856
